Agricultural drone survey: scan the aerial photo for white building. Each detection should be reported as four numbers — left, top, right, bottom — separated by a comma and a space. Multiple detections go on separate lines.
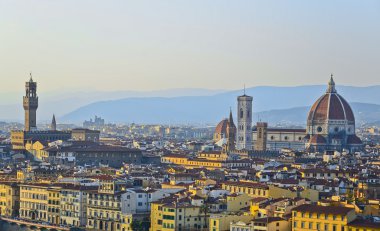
121, 188, 182, 214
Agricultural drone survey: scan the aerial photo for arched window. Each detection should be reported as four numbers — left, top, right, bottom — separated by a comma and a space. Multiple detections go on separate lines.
240, 109, 244, 118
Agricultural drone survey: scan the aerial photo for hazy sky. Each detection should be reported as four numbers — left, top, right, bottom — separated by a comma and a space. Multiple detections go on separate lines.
0, 0, 379, 93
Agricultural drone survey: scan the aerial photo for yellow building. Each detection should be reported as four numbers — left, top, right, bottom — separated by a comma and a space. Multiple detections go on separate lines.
221, 181, 269, 198
0, 182, 20, 217
197, 151, 228, 161
226, 193, 253, 212
47, 187, 61, 225
292, 204, 356, 231
17, 170, 26, 181
19, 183, 50, 222
230, 217, 290, 231
268, 185, 319, 202
162, 155, 223, 170
346, 218, 380, 231
161, 154, 251, 170
150, 199, 208, 231
121, 214, 133, 231
195, 178, 217, 187
25, 140, 49, 161
209, 214, 253, 231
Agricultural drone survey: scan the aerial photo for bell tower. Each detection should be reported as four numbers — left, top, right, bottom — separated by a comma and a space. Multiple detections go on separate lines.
23, 73, 38, 131
236, 88, 253, 150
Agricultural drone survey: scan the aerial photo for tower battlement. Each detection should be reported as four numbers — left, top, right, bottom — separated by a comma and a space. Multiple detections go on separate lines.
23, 74, 38, 131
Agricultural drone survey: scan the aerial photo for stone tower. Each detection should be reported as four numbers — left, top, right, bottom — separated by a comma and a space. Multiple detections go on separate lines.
51, 114, 57, 131
23, 74, 38, 131
236, 91, 253, 150
255, 122, 268, 151
226, 108, 236, 151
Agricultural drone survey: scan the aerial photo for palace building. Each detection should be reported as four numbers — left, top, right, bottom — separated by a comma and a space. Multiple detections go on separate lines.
11, 75, 72, 150
11, 75, 101, 151
305, 76, 363, 153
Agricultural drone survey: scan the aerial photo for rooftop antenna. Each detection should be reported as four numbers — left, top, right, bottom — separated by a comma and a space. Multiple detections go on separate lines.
244, 84, 246, 95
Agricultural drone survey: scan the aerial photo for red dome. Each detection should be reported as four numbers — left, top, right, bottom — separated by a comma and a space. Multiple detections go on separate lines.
215, 119, 229, 134
308, 92, 355, 122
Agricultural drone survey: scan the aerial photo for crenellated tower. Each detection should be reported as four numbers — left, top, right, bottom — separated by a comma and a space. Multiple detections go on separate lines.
23, 73, 38, 131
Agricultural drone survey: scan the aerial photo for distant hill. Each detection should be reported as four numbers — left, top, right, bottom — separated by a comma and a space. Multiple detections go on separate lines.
61, 85, 380, 125
0, 88, 226, 122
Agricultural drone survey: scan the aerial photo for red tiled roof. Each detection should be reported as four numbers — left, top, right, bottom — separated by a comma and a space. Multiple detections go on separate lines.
308, 92, 355, 122
347, 135, 362, 145
292, 204, 354, 215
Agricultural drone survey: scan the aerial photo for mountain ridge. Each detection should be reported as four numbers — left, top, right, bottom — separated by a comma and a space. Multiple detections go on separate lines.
61, 85, 380, 125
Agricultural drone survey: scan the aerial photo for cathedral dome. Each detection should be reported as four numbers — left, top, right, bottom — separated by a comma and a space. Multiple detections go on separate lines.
215, 119, 229, 135
305, 76, 362, 153
307, 77, 355, 123
214, 110, 236, 144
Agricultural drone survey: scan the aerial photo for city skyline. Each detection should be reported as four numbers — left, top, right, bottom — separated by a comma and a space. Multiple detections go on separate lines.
1, 0, 379, 93
1, 1, 380, 231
